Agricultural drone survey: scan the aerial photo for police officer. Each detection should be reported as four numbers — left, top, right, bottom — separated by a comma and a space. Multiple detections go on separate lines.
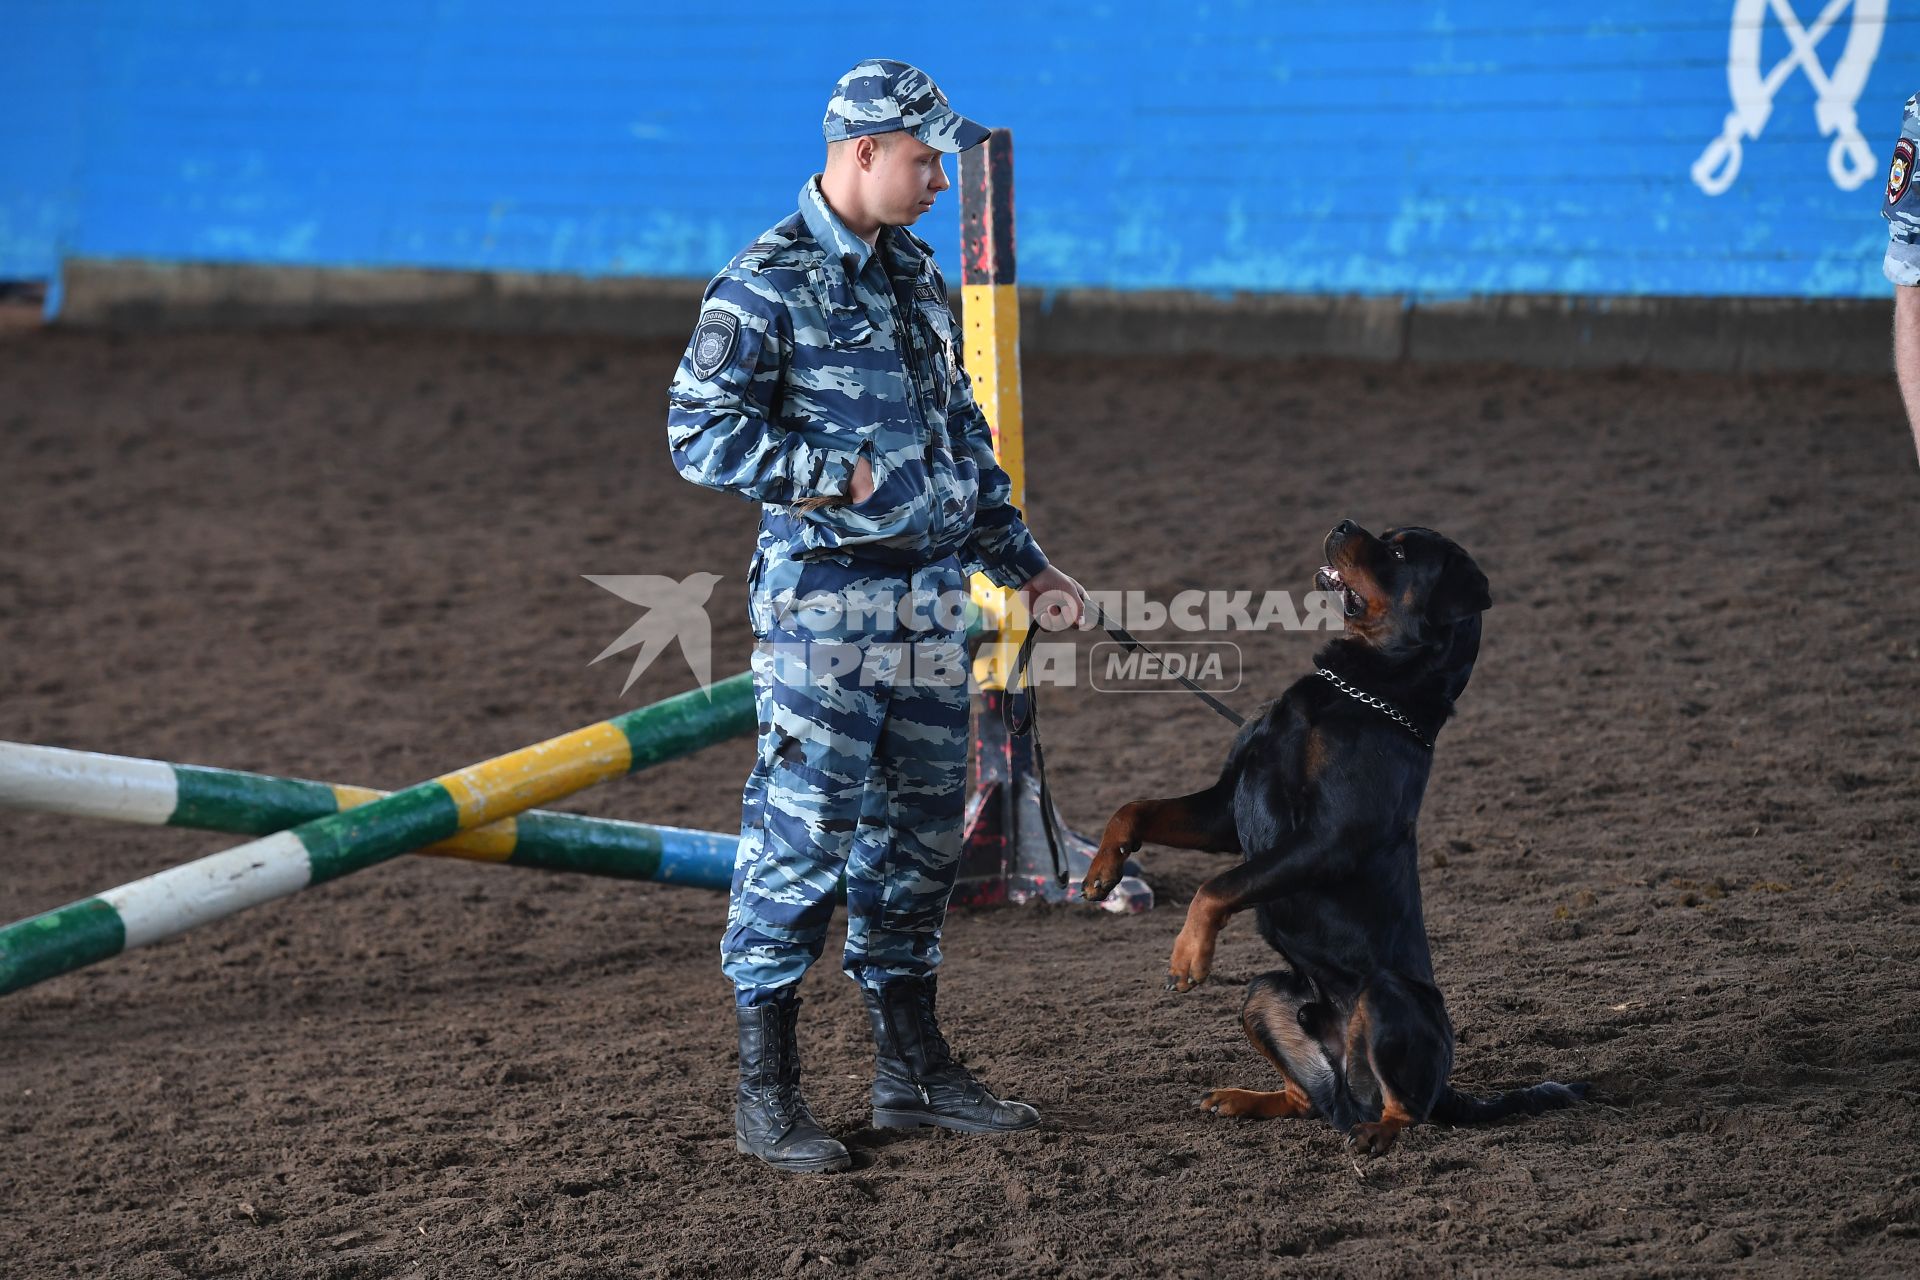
667, 59, 1086, 1173
1884, 92, 1920, 465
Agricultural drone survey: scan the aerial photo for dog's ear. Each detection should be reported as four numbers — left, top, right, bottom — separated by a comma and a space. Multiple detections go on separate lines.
1427, 554, 1491, 625
1433, 612, 1483, 702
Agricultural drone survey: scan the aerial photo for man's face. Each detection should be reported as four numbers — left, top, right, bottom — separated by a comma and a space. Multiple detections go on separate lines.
867, 133, 951, 226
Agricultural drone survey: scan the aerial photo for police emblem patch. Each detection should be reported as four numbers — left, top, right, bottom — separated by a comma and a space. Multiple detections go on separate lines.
690, 309, 740, 380
1889, 139, 1914, 206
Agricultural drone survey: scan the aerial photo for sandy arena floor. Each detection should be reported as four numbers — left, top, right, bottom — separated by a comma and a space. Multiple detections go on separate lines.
2, 325, 1917, 1278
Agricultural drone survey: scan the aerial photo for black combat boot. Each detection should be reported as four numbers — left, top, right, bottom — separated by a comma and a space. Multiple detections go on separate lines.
861, 976, 1040, 1133
733, 994, 851, 1173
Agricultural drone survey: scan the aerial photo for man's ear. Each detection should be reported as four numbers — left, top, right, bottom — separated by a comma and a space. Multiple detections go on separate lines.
1427, 556, 1492, 625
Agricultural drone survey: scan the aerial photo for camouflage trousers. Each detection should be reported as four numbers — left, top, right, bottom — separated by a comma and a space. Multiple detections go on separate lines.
721, 553, 972, 1001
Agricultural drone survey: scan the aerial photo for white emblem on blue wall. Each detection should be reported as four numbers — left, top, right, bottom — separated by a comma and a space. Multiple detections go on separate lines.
1693, 0, 1885, 195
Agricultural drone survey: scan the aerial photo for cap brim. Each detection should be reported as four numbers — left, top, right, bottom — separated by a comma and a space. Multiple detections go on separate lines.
912, 106, 991, 154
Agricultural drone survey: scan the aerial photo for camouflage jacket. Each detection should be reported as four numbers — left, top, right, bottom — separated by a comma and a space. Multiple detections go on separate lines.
667, 177, 1049, 612
1884, 93, 1920, 286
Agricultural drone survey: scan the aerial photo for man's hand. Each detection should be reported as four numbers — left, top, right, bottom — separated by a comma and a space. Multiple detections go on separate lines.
793, 456, 875, 513
1017, 564, 1089, 632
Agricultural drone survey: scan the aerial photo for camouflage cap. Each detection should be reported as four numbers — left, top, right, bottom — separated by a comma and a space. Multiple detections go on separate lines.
822, 58, 989, 154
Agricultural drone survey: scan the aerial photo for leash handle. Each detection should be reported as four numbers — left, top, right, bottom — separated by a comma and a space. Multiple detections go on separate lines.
1004, 619, 1042, 736
1001, 616, 1067, 886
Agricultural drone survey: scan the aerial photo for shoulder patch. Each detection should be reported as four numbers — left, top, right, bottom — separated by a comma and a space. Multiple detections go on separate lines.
690, 309, 741, 380
739, 214, 808, 273
1889, 138, 1914, 208
739, 236, 788, 272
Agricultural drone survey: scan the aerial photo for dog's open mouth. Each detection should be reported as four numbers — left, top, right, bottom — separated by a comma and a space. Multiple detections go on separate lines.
1316, 565, 1365, 618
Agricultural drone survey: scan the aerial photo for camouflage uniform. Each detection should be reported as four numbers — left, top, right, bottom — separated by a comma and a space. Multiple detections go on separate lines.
1883, 93, 1920, 286
667, 65, 1047, 1003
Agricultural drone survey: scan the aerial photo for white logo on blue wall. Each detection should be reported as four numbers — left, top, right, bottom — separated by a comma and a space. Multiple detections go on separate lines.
1693, 0, 1885, 196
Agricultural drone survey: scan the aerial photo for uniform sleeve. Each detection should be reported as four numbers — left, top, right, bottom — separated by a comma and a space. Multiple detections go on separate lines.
667, 272, 866, 504
1883, 95, 1920, 288
935, 270, 1050, 590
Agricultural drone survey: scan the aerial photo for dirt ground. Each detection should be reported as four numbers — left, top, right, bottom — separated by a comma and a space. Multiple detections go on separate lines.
2, 323, 1917, 1279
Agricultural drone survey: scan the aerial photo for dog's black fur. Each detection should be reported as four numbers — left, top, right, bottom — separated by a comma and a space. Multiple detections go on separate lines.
1082, 521, 1585, 1156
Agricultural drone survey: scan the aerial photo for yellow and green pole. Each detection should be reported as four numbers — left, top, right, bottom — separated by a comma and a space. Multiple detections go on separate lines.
0, 675, 753, 995
0, 739, 742, 887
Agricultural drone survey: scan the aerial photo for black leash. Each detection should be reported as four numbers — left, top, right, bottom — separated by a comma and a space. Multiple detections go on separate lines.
1088, 598, 1247, 729
1002, 594, 1245, 887
1004, 596, 1246, 736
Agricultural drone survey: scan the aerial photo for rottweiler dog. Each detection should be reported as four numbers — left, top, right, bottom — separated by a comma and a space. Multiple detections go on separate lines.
1082, 521, 1585, 1157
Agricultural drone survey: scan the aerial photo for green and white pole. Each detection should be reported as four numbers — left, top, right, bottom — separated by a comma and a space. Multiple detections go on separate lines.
0, 738, 744, 886
0, 674, 753, 996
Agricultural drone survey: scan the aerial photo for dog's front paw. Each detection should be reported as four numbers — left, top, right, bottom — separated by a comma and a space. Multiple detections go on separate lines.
1345, 1120, 1403, 1158
1198, 1087, 1311, 1119
1164, 927, 1214, 992
1196, 1088, 1275, 1118
1080, 846, 1127, 902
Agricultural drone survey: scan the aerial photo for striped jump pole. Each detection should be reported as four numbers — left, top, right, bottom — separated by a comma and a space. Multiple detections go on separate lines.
0, 740, 740, 889
0, 674, 755, 996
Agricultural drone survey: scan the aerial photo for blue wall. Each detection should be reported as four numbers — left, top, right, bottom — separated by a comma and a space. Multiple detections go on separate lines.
5, 2, 1916, 302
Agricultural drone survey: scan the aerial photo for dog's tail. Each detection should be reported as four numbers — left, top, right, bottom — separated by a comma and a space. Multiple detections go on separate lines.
1429, 1080, 1588, 1125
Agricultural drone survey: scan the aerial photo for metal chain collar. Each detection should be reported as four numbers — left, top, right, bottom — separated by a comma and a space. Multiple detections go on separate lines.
1314, 668, 1433, 750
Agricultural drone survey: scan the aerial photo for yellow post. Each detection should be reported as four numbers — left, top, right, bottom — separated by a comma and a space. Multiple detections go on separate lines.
959, 130, 1027, 692
963, 282, 1026, 511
